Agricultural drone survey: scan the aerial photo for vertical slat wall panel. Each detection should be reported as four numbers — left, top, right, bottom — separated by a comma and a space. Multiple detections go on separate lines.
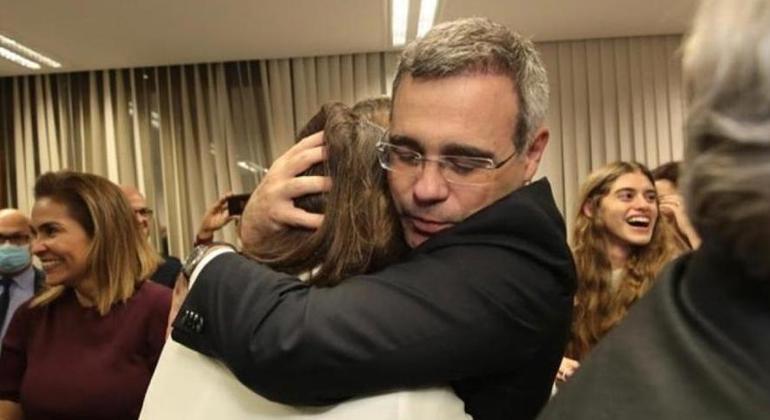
557, 42, 579, 226
537, 34, 684, 234
665, 36, 685, 159
262, 51, 395, 158
2, 35, 684, 255
538, 43, 565, 212
600, 40, 619, 162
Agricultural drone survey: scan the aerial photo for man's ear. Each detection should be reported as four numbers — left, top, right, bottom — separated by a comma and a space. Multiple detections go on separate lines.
523, 127, 549, 181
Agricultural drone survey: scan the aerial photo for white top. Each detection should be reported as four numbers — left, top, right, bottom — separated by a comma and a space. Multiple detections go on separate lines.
139, 248, 471, 420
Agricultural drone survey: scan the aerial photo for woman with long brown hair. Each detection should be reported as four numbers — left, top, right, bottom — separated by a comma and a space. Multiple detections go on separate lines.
243, 101, 406, 286
140, 102, 469, 420
557, 161, 682, 381
0, 171, 171, 420
539, 1, 770, 415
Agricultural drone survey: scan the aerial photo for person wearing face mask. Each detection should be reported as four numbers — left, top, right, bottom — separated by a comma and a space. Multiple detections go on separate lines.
0, 172, 171, 420
0, 209, 44, 347
555, 162, 684, 384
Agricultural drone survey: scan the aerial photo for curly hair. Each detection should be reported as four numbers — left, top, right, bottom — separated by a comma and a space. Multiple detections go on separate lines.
567, 162, 684, 360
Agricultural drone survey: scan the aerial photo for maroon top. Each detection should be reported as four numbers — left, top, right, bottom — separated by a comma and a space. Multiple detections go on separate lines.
0, 280, 171, 420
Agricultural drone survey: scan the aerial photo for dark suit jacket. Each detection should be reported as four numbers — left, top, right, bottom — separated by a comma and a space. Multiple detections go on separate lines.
173, 179, 576, 420
538, 240, 770, 420
151, 256, 182, 289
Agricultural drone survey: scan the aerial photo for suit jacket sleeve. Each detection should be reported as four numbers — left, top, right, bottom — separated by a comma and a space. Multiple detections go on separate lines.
172, 240, 571, 406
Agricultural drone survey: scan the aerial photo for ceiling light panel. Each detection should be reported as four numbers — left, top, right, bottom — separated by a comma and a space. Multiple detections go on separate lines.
0, 34, 61, 68
392, 0, 410, 46
417, 0, 439, 38
0, 46, 41, 70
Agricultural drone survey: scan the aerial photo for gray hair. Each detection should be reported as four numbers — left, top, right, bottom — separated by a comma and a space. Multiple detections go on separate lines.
392, 17, 549, 154
682, 0, 770, 279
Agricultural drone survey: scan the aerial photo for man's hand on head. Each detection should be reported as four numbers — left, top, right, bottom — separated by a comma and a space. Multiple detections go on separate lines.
240, 131, 331, 255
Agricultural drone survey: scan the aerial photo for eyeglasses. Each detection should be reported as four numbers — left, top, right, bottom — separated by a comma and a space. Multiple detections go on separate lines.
134, 208, 154, 217
375, 137, 517, 186
0, 233, 31, 246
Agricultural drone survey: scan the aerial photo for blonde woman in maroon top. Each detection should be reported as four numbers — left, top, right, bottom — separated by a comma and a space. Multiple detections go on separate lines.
0, 171, 171, 420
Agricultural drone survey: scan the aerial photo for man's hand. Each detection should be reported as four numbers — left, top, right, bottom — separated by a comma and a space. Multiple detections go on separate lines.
659, 193, 701, 249
240, 131, 331, 254
556, 357, 580, 383
196, 193, 238, 243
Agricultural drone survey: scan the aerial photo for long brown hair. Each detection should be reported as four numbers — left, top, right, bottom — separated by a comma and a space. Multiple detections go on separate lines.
31, 171, 161, 315
567, 161, 683, 360
245, 103, 406, 286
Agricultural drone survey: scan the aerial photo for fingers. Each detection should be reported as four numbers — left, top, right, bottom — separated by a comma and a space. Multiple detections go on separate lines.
284, 176, 332, 198
658, 194, 683, 206
270, 132, 327, 178
659, 202, 675, 212
283, 207, 324, 230
292, 130, 325, 150
281, 145, 327, 178
217, 193, 232, 207
556, 358, 580, 382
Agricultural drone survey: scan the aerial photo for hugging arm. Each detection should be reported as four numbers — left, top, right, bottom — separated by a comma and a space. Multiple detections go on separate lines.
172, 245, 570, 405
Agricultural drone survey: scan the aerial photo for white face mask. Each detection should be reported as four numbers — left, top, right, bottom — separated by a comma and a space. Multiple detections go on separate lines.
0, 243, 32, 274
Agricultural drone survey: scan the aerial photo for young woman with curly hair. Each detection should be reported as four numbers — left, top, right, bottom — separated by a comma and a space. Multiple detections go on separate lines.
557, 161, 683, 382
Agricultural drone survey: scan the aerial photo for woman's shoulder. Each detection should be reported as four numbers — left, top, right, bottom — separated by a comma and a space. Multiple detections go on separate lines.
133, 280, 172, 311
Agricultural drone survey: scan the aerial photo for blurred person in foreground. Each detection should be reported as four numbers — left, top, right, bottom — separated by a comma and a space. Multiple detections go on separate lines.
172, 17, 574, 420
0, 171, 171, 420
539, 0, 770, 418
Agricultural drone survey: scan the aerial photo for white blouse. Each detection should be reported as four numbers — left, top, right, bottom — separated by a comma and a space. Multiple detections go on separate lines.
139, 248, 471, 420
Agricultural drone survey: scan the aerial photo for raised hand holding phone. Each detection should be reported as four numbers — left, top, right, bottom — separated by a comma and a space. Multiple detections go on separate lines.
195, 193, 241, 244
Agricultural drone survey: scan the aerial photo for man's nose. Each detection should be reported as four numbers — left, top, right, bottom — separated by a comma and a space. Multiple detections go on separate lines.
412, 161, 450, 205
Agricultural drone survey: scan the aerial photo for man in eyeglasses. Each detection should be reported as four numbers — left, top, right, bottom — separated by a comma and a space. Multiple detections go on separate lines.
120, 185, 183, 288
174, 18, 575, 420
0, 209, 44, 348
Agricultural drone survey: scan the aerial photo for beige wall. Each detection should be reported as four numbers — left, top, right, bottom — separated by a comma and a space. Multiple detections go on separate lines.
537, 35, 684, 228
2, 34, 685, 255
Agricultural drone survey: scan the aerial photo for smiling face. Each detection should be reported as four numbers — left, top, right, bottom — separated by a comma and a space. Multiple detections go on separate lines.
388, 74, 548, 248
594, 171, 659, 250
30, 197, 92, 287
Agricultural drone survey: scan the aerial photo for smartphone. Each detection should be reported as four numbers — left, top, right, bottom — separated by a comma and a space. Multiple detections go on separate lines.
227, 193, 251, 216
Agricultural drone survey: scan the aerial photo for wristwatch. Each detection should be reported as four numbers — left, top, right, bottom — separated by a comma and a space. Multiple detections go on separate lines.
182, 242, 236, 279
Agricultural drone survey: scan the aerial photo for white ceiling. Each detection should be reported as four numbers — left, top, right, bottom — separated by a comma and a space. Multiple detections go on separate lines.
0, 0, 698, 77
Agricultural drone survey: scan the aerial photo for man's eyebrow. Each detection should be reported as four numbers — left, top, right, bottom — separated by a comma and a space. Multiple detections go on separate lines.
387, 134, 496, 159
441, 143, 495, 159
387, 134, 423, 151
